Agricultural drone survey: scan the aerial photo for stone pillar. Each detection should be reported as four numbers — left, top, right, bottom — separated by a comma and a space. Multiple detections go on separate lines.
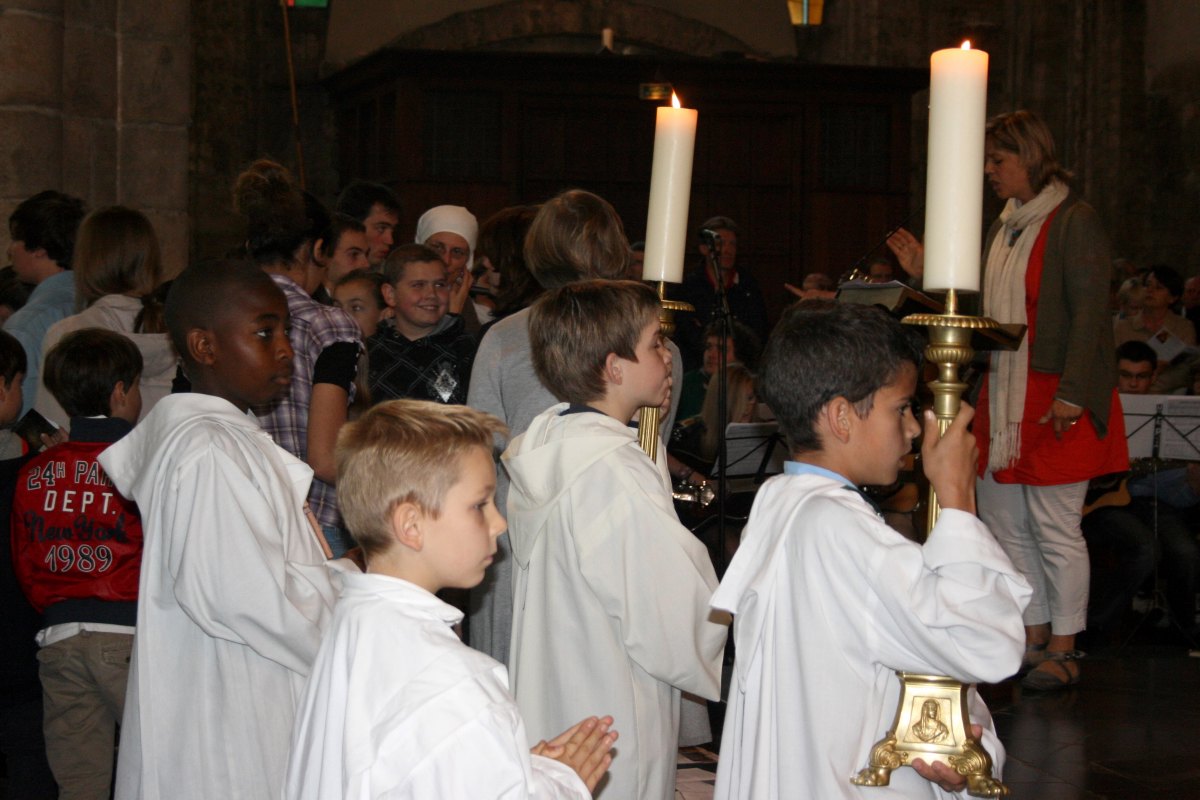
0, 0, 190, 277
0, 0, 65, 245
118, 0, 191, 275
61, 0, 118, 209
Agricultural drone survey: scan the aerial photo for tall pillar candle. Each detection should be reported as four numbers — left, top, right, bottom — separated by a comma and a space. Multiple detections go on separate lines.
922, 43, 988, 292
642, 93, 697, 283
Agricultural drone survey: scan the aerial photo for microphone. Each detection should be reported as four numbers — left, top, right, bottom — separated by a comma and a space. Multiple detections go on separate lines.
839, 202, 926, 284
700, 228, 724, 254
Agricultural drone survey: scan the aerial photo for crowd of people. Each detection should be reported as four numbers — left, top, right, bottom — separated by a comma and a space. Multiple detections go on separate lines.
0, 107, 1191, 799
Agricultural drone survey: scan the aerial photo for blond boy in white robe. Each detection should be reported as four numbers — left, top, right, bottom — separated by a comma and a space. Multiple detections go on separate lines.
286, 400, 616, 799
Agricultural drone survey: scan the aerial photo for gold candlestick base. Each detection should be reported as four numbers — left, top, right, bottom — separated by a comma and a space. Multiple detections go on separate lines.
852, 289, 1008, 798
638, 281, 692, 460
851, 673, 1008, 797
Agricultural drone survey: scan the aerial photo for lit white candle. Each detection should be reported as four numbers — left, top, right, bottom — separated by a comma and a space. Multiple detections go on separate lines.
922, 42, 988, 292
643, 92, 697, 284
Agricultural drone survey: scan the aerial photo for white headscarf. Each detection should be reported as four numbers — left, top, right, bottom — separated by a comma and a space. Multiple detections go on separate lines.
415, 205, 478, 273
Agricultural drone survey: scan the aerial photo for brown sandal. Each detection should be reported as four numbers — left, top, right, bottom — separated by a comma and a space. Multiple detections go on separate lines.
1020, 649, 1083, 692
1018, 642, 1048, 675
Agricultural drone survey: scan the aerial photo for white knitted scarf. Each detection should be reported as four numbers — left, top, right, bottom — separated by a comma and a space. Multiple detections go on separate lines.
983, 179, 1070, 472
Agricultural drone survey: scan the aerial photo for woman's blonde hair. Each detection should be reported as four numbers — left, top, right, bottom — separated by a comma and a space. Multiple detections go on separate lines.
985, 110, 1073, 193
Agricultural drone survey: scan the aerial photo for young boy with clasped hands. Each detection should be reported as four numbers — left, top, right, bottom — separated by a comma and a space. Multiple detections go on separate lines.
286, 399, 616, 799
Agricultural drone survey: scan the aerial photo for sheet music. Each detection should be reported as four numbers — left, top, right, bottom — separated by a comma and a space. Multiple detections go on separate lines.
1145, 328, 1195, 364
1119, 393, 1200, 460
709, 422, 786, 478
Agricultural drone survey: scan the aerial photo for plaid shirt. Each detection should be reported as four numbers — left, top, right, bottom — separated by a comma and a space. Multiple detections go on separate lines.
367, 315, 477, 406
256, 274, 362, 528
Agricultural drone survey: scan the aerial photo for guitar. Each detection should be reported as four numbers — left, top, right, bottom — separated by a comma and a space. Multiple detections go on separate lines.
1082, 458, 1195, 516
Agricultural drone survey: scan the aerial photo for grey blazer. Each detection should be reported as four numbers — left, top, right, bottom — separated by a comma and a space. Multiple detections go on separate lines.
982, 191, 1117, 435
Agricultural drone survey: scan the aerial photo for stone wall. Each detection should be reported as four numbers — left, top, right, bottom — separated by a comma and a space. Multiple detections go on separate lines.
2, 3, 1184, 292
1145, 0, 1200, 275
190, 1, 338, 263
187, 1, 1195, 273
0, 0, 190, 275
796, 0, 1151, 267
324, 0, 795, 69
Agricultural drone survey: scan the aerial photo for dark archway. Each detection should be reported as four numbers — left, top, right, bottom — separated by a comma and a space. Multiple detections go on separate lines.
385, 0, 763, 59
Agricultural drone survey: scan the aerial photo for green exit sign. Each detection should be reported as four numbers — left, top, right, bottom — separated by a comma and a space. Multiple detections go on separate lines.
639, 83, 673, 100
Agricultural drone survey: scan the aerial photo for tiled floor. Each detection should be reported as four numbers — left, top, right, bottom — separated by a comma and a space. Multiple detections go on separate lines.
677, 636, 1200, 799
985, 641, 1200, 799
676, 746, 719, 799
4, 633, 1196, 798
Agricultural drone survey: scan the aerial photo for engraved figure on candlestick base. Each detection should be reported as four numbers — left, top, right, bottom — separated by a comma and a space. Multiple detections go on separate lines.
908, 698, 950, 744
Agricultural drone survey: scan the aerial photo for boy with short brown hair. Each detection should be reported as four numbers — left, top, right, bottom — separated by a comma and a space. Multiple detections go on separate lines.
12, 328, 143, 798
504, 279, 727, 800
368, 243, 477, 404
711, 301, 1032, 799
286, 399, 615, 799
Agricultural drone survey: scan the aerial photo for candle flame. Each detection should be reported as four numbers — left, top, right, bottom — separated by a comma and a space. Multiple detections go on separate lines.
671, 92, 681, 109
961, 40, 972, 50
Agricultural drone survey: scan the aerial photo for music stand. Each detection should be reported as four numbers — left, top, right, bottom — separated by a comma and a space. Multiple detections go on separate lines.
685, 423, 783, 571
1116, 393, 1200, 649
708, 422, 786, 488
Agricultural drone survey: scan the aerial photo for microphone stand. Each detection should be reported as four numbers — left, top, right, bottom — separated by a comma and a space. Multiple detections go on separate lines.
838, 203, 925, 285
703, 233, 733, 575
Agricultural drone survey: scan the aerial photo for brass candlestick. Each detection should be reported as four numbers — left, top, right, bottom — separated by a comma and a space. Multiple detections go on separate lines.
903, 288, 999, 527
851, 288, 1009, 798
638, 281, 692, 460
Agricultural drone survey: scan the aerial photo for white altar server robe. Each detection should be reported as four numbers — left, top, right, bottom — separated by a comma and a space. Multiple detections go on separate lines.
286, 572, 590, 799
503, 405, 728, 800
711, 472, 1032, 800
98, 393, 337, 800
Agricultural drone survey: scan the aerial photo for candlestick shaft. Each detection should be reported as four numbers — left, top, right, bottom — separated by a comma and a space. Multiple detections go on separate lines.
639, 282, 691, 459
875, 307, 1010, 798
638, 405, 661, 460
922, 323, 974, 529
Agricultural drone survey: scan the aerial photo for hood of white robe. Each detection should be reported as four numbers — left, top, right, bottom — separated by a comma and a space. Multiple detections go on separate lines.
99, 392, 314, 512
500, 404, 640, 570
